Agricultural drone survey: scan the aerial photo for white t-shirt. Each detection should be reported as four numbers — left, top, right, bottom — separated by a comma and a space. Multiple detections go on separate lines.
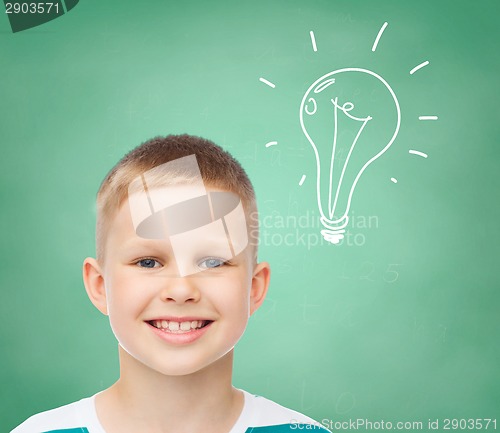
11, 389, 328, 432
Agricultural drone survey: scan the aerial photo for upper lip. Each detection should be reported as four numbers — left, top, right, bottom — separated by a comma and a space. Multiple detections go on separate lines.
145, 316, 214, 322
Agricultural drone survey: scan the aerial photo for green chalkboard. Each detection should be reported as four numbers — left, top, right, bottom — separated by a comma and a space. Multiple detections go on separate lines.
1, 0, 499, 431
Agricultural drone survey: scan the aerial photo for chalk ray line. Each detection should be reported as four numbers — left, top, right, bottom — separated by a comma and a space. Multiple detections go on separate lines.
309, 30, 318, 52
299, 175, 306, 186
410, 60, 430, 75
372, 22, 388, 52
419, 115, 438, 120
409, 150, 428, 158
259, 77, 276, 88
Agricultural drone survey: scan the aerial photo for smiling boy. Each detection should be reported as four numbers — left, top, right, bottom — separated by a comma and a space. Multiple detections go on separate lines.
12, 135, 327, 433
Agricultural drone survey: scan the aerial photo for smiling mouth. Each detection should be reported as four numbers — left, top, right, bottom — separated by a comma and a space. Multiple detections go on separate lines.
148, 319, 213, 333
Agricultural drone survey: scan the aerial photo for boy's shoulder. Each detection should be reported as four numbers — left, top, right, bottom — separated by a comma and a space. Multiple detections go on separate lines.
10, 395, 102, 433
235, 389, 328, 432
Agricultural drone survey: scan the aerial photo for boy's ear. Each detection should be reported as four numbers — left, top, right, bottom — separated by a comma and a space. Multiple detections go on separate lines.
82, 258, 108, 315
249, 261, 271, 316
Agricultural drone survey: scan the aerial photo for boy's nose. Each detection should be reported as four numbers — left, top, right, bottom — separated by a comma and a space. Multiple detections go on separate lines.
159, 276, 200, 304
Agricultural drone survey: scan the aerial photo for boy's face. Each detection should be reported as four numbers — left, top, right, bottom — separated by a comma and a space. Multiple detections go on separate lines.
90, 186, 268, 377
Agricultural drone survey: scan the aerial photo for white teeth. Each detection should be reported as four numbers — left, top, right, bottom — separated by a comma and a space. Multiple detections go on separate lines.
180, 321, 191, 331
152, 320, 207, 332
168, 321, 179, 331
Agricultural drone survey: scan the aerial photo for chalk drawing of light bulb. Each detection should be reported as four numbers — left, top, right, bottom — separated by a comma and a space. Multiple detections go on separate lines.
299, 68, 401, 244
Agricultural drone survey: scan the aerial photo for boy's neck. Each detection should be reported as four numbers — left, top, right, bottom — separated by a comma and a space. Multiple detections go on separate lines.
95, 346, 244, 433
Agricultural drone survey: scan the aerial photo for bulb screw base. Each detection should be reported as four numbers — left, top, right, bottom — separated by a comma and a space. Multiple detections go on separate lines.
320, 215, 349, 245
321, 229, 345, 244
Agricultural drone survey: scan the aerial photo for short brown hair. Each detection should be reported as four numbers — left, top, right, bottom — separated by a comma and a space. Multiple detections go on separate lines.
96, 134, 258, 263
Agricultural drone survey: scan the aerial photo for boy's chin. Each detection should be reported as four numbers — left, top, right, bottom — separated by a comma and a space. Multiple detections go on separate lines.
120, 346, 236, 378
145, 356, 232, 377
118, 336, 238, 376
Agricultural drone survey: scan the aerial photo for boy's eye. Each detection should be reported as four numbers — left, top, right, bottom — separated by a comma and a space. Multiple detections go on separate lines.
199, 257, 227, 269
136, 258, 161, 268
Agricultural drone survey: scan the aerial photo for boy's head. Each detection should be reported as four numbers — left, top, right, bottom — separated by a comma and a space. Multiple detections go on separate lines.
96, 134, 258, 265
83, 134, 270, 376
